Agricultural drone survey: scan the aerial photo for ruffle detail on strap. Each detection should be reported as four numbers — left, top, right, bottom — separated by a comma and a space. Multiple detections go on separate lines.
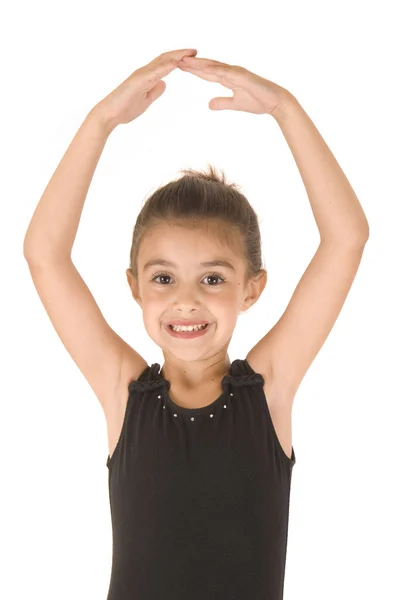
127, 359, 264, 394
128, 364, 171, 394
222, 358, 265, 387
221, 372, 265, 388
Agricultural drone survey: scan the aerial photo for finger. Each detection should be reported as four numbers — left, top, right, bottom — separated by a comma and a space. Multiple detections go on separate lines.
178, 63, 233, 89
203, 64, 228, 74
180, 56, 228, 70
146, 79, 167, 104
178, 57, 231, 78
142, 49, 198, 81
177, 64, 222, 84
209, 96, 235, 111
159, 49, 198, 68
166, 48, 198, 58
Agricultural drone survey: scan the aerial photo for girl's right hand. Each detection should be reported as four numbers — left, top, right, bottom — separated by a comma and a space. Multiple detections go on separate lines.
93, 48, 198, 130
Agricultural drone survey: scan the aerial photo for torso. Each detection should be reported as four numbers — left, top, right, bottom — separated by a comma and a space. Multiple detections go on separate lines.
106, 359, 293, 463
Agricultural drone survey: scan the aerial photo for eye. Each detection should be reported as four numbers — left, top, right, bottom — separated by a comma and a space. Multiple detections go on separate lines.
151, 272, 226, 286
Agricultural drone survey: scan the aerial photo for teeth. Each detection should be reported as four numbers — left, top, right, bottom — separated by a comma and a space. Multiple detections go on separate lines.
170, 323, 208, 332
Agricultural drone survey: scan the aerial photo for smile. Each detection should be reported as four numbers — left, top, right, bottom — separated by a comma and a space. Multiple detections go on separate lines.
164, 323, 213, 339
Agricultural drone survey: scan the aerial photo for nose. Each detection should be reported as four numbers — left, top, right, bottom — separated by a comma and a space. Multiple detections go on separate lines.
172, 285, 203, 311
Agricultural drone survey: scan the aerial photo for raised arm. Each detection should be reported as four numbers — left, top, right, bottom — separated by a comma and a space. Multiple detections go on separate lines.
23, 49, 197, 425
177, 55, 370, 402
22, 110, 147, 420
23, 110, 113, 260
248, 94, 370, 400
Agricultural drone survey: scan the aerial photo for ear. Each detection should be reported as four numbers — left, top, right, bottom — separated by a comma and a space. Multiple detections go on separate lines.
240, 269, 268, 312
126, 269, 142, 307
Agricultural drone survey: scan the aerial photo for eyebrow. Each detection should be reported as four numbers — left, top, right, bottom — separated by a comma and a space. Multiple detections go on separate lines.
143, 259, 236, 272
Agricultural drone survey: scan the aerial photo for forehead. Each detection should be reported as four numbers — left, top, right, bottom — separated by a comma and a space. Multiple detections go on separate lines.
138, 222, 243, 263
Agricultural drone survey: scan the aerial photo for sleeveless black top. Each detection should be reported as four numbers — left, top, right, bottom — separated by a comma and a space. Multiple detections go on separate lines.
106, 358, 296, 600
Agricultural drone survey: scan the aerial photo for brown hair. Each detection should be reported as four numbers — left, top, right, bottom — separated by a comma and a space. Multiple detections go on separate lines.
128, 164, 266, 287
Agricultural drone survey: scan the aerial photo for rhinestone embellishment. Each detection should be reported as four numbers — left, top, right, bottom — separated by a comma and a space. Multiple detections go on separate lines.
159, 389, 233, 418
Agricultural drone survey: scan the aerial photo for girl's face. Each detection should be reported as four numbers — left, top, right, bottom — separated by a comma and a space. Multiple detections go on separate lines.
127, 223, 266, 363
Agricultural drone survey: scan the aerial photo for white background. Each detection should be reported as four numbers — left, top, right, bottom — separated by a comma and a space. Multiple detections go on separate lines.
2, 1, 400, 598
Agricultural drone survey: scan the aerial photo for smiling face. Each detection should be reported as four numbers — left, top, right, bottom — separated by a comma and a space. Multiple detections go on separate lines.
126, 220, 267, 365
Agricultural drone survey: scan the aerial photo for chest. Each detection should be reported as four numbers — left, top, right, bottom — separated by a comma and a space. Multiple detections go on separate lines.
169, 382, 292, 459
107, 380, 293, 464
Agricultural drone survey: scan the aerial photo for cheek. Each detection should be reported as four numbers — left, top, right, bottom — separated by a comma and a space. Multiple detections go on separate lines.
141, 288, 165, 307
142, 287, 238, 314
214, 289, 238, 306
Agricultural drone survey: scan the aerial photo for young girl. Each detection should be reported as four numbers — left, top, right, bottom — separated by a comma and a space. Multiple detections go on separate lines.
23, 48, 369, 599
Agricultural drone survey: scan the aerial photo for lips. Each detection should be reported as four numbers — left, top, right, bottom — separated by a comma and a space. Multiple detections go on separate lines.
167, 320, 210, 326
164, 322, 212, 339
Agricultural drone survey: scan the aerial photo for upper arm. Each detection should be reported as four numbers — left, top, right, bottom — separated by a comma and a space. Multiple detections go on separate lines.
25, 256, 147, 418
246, 237, 369, 401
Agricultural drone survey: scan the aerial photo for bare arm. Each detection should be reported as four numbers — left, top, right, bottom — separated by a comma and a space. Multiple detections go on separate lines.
273, 93, 370, 243
23, 48, 198, 258
248, 94, 369, 400
22, 108, 147, 420
23, 106, 114, 259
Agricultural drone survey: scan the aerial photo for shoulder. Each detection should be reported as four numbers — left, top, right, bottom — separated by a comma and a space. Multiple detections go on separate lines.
105, 350, 148, 462
245, 353, 295, 463
245, 351, 276, 398
245, 348, 293, 405
119, 349, 149, 399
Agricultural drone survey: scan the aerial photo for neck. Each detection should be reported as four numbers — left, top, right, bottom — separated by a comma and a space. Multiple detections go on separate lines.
160, 353, 231, 389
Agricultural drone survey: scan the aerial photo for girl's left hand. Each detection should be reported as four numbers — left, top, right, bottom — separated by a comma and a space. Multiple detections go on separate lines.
177, 55, 291, 116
